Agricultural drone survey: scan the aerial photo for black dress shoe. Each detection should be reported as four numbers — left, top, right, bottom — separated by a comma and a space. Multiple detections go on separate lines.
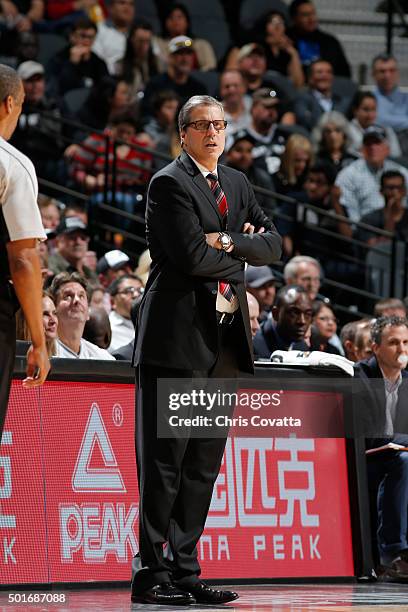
131, 582, 196, 605
178, 580, 239, 604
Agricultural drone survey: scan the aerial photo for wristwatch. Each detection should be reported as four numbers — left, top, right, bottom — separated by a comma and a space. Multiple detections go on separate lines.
218, 232, 234, 251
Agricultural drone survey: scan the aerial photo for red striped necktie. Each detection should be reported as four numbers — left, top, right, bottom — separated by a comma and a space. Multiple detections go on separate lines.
207, 173, 235, 304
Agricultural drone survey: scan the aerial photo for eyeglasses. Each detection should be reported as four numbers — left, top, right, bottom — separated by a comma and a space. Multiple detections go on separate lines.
116, 286, 143, 296
183, 120, 228, 131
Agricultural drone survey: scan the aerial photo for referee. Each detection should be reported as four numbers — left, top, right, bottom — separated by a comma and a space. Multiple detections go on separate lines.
0, 64, 50, 442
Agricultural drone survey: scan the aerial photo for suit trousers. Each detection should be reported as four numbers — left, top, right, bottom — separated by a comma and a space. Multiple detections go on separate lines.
134, 318, 241, 592
367, 451, 408, 564
0, 288, 17, 443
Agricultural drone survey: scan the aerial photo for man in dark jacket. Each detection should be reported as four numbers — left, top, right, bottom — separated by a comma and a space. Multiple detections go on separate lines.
355, 316, 408, 581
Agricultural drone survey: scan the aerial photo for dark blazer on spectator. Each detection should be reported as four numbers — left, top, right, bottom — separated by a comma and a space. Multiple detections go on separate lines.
294, 89, 351, 131
132, 151, 282, 374
354, 355, 408, 449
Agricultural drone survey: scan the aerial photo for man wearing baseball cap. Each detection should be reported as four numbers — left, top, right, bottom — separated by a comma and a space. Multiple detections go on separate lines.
48, 216, 97, 280
336, 125, 408, 222
245, 264, 277, 321
143, 36, 207, 114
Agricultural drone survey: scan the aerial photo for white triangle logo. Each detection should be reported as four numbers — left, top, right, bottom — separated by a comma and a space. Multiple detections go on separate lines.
72, 403, 126, 492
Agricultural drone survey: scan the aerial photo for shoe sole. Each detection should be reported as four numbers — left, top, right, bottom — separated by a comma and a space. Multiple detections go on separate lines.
131, 595, 196, 605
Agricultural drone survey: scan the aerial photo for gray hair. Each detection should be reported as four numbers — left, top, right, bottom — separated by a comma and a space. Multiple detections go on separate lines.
283, 256, 322, 283
0, 64, 21, 102
178, 95, 224, 133
311, 111, 352, 154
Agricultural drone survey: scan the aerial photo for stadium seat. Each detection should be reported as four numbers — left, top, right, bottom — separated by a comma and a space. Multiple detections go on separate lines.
191, 70, 220, 97
63, 87, 90, 115
188, 0, 232, 61
239, 0, 290, 29
38, 33, 67, 69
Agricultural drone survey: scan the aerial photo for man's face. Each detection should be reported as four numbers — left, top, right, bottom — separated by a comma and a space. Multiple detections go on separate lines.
112, 277, 143, 318
354, 96, 377, 129
309, 61, 333, 93
305, 171, 330, 203
111, 121, 136, 143
363, 139, 389, 167
238, 53, 267, 80
70, 27, 96, 50
220, 71, 246, 105
275, 292, 313, 341
292, 262, 321, 300
373, 59, 399, 94
57, 231, 89, 265
40, 203, 60, 230
226, 140, 254, 171
373, 325, 408, 372
56, 281, 89, 329
293, 1, 318, 32
181, 104, 226, 169
169, 49, 194, 77
246, 292, 260, 338
248, 280, 276, 310
131, 27, 151, 57
251, 99, 279, 132
110, 0, 135, 27
23, 74, 45, 103
381, 176, 406, 206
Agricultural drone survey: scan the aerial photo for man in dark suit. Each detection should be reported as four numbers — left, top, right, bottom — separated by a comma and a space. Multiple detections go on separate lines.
293, 59, 351, 131
131, 95, 282, 605
355, 316, 408, 581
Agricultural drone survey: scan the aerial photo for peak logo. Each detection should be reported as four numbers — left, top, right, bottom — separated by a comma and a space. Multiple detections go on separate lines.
72, 403, 125, 493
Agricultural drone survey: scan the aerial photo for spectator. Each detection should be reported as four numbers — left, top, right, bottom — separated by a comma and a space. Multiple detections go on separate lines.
16, 30, 39, 64
38, 195, 61, 231
134, 248, 151, 285
283, 255, 323, 301
48, 17, 109, 97
142, 36, 207, 115
0, 0, 42, 58
294, 59, 351, 131
225, 130, 276, 219
355, 316, 408, 581
310, 300, 340, 354
108, 274, 143, 352
348, 91, 401, 158
156, 3, 216, 72
355, 170, 408, 246
374, 297, 407, 319
63, 202, 88, 225
89, 283, 109, 311
83, 306, 112, 349
48, 216, 97, 281
341, 319, 372, 362
253, 285, 312, 358
245, 265, 277, 322
118, 20, 164, 97
96, 249, 133, 287
336, 126, 408, 222
76, 75, 133, 131
246, 291, 260, 338
254, 10, 304, 88
70, 111, 153, 220
372, 54, 408, 156
220, 70, 251, 134
143, 90, 181, 166
11, 61, 64, 183
49, 272, 115, 359
16, 291, 58, 357
273, 133, 313, 198
312, 111, 358, 176
92, 0, 136, 74
82, 250, 97, 271
287, 0, 351, 77
246, 88, 295, 175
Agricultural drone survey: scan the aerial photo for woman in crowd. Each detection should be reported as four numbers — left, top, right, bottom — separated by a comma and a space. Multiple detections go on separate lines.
118, 20, 164, 97
143, 90, 181, 168
348, 90, 401, 157
310, 301, 341, 354
76, 76, 134, 132
312, 111, 358, 177
156, 3, 217, 71
253, 10, 304, 88
16, 292, 58, 357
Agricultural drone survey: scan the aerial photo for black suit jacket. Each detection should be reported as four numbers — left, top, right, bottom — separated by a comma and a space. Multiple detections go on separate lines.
354, 356, 408, 449
294, 88, 351, 131
133, 151, 282, 373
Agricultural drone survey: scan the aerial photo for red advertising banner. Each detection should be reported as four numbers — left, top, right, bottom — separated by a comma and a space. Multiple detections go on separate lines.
1, 379, 354, 584
0, 382, 48, 584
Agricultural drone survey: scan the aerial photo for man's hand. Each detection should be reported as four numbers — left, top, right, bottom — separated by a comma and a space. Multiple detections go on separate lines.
242, 222, 265, 234
23, 344, 50, 388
